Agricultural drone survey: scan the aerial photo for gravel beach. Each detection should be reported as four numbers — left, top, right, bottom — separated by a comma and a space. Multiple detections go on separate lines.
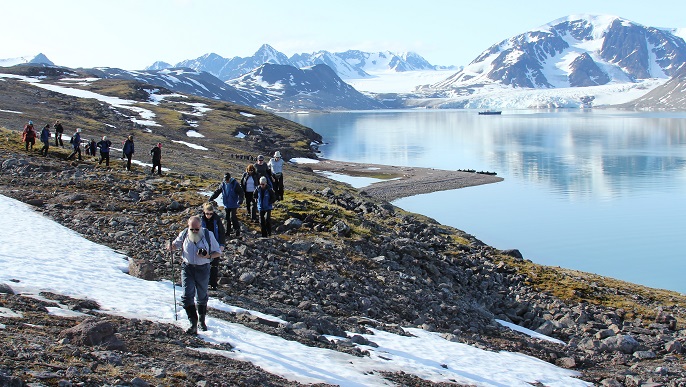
309, 158, 504, 202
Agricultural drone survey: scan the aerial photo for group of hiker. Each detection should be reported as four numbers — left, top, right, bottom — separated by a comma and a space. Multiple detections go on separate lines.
209, 152, 284, 239
20, 120, 161, 174
23, 119, 291, 335
169, 151, 286, 334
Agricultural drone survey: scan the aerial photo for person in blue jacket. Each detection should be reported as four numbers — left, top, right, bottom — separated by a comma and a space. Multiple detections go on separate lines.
200, 202, 225, 290
122, 135, 135, 171
254, 176, 276, 237
209, 173, 244, 239
66, 128, 82, 161
96, 136, 112, 167
39, 124, 51, 156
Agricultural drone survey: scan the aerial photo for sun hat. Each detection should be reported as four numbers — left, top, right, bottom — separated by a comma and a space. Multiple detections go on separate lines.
273, 151, 281, 158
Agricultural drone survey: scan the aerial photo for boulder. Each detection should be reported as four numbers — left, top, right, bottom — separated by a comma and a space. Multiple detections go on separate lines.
601, 334, 639, 354
331, 221, 351, 237
0, 283, 15, 294
128, 258, 156, 280
58, 318, 125, 350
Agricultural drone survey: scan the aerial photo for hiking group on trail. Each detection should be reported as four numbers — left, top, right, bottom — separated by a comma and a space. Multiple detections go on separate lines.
168, 152, 285, 334
17, 120, 292, 336
18, 117, 288, 237
17, 120, 167, 175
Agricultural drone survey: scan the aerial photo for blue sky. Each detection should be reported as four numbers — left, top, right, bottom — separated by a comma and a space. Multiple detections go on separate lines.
2, 0, 684, 70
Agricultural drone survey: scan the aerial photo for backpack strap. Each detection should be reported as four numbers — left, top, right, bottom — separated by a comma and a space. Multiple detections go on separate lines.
180, 228, 213, 252
203, 229, 211, 248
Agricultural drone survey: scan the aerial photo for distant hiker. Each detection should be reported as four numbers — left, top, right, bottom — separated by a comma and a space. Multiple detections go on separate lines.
200, 202, 225, 290
66, 128, 82, 161
150, 142, 162, 175
96, 135, 112, 167
268, 150, 285, 201
54, 120, 64, 147
169, 215, 220, 334
122, 135, 134, 171
39, 124, 51, 156
209, 172, 244, 239
255, 176, 276, 238
88, 139, 97, 157
254, 155, 274, 187
240, 164, 260, 222
21, 121, 36, 151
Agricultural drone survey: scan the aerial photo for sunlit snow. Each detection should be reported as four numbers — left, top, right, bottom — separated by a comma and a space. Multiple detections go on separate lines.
0, 194, 590, 386
171, 140, 208, 150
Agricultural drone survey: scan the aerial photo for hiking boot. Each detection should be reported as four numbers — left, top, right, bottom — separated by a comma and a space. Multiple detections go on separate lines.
197, 304, 208, 331
184, 305, 198, 335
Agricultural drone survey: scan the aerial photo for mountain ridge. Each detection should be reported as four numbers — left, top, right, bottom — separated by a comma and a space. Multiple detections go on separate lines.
5, 14, 686, 110
428, 14, 686, 93
152, 44, 449, 82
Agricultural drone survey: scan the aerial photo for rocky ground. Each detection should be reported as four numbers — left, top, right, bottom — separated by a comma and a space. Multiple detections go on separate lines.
1, 141, 686, 387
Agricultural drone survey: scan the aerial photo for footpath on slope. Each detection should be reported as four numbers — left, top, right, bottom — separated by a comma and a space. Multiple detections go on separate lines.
308, 158, 504, 202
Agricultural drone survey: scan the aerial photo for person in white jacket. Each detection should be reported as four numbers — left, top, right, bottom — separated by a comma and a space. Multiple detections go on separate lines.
169, 216, 221, 334
268, 150, 285, 200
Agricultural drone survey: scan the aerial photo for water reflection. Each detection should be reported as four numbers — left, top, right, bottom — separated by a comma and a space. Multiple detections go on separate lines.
286, 110, 686, 200
281, 110, 686, 293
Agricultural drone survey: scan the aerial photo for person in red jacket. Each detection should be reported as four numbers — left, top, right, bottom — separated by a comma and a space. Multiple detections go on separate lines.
21, 121, 37, 151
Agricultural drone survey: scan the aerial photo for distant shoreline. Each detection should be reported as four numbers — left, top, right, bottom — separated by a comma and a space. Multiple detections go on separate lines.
300, 158, 504, 202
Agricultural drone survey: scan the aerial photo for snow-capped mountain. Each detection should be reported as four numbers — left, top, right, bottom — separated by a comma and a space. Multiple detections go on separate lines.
148, 44, 444, 82
146, 61, 173, 71
228, 63, 386, 111
172, 45, 292, 82
430, 15, 686, 93
82, 67, 260, 107
0, 53, 54, 67
620, 65, 686, 109
289, 50, 369, 79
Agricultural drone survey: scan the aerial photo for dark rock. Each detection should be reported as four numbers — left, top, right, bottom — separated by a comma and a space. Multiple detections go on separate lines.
0, 283, 15, 294
501, 249, 523, 259
58, 318, 125, 350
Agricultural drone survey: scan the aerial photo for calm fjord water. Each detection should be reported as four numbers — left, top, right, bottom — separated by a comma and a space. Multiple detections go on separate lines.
280, 110, 686, 294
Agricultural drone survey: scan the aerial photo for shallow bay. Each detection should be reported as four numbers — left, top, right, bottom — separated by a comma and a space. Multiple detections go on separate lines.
280, 109, 686, 293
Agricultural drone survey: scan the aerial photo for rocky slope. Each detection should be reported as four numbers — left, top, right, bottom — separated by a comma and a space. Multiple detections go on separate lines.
1, 74, 685, 386
0, 132, 685, 386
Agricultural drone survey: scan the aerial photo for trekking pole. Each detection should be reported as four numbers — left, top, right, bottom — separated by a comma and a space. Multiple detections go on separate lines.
169, 241, 178, 321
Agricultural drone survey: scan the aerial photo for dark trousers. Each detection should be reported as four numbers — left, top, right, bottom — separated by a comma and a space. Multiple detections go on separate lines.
209, 258, 219, 289
24, 139, 34, 151
244, 192, 257, 220
40, 142, 49, 156
224, 207, 240, 236
55, 133, 63, 147
125, 153, 133, 170
259, 210, 272, 237
273, 173, 284, 200
152, 160, 161, 175
180, 263, 210, 308
67, 147, 82, 161
99, 151, 110, 166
